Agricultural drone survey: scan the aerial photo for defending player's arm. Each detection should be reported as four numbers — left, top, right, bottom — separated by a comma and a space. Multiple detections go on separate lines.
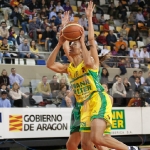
85, 1, 99, 68
46, 35, 68, 73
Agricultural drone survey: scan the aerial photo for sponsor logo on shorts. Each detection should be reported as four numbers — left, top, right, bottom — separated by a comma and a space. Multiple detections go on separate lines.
112, 110, 125, 130
9, 115, 23, 132
80, 122, 86, 127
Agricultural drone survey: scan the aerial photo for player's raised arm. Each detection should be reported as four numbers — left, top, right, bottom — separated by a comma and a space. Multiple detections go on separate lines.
85, 1, 99, 68
46, 34, 68, 73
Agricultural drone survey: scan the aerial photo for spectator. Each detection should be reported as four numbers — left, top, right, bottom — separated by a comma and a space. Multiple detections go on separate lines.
56, 73, 69, 85
29, 0, 39, 11
103, 20, 109, 32
128, 12, 136, 24
107, 3, 117, 19
123, 77, 132, 99
9, 82, 28, 107
36, 76, 51, 99
29, 17, 42, 42
57, 84, 68, 105
140, 47, 150, 63
113, 75, 120, 83
0, 38, 11, 64
50, 75, 60, 92
131, 0, 141, 12
78, 14, 88, 30
9, 68, 24, 86
112, 77, 127, 106
16, 29, 25, 48
96, 32, 107, 45
56, 2, 64, 12
18, 38, 36, 59
18, 2, 29, 14
54, 12, 62, 26
42, 26, 52, 51
41, 18, 50, 31
49, 0, 55, 11
50, 26, 57, 39
63, 1, 72, 12
108, 15, 115, 26
116, 2, 127, 22
51, 32, 60, 49
136, 10, 145, 22
118, 44, 127, 56
138, 70, 145, 85
129, 70, 137, 86
144, 72, 150, 92
118, 58, 127, 75
0, 91, 11, 108
128, 24, 142, 41
30, 40, 44, 59
130, 45, 140, 58
0, 21, 9, 40
146, 32, 150, 45
11, 7, 20, 27
115, 36, 127, 52
0, 83, 8, 96
49, 7, 57, 19
131, 77, 141, 92
119, 24, 128, 41
100, 68, 109, 84
106, 30, 117, 47
127, 91, 141, 107
40, 0, 48, 11
0, 69, 10, 88
80, 0, 87, 12
59, 77, 69, 90
8, 26, 16, 45
100, 15, 105, 25
92, 13, 100, 25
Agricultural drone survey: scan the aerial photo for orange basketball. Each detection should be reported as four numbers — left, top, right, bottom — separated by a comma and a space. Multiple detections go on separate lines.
62, 22, 83, 41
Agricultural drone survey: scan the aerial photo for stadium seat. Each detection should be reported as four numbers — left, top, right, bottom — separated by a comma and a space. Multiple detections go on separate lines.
127, 11, 131, 18
137, 41, 144, 48
104, 14, 110, 20
77, 1, 82, 7
109, 26, 115, 31
126, 27, 130, 33
116, 26, 121, 32
74, 17, 79, 22
100, 25, 104, 31
94, 31, 100, 36
15, 58, 24, 65
107, 46, 111, 50
26, 59, 36, 65
30, 79, 40, 93
72, 6, 78, 14
129, 41, 136, 48
38, 34, 45, 45
20, 87, 30, 93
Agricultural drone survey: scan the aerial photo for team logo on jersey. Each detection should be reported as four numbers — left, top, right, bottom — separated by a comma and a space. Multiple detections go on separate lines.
74, 71, 78, 78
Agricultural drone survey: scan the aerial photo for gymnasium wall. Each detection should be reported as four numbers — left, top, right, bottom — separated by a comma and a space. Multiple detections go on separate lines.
0, 64, 147, 85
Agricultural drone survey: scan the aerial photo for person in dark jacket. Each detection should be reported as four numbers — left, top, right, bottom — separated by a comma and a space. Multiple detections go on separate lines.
131, 77, 142, 92
16, 29, 25, 48
100, 68, 109, 84
29, 0, 39, 11
10, 7, 20, 26
128, 24, 142, 41
54, 12, 62, 26
106, 30, 117, 47
42, 26, 52, 51
129, 70, 137, 86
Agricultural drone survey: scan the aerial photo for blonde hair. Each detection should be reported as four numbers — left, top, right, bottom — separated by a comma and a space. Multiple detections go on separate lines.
12, 82, 20, 91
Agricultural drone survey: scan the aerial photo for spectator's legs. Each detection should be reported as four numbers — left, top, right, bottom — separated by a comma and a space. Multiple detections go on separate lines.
21, 22, 27, 34
13, 16, 18, 26
33, 30, 37, 41
128, 37, 132, 41
30, 53, 36, 58
19, 53, 25, 58
60, 99, 67, 107
45, 38, 49, 50
8, 37, 16, 45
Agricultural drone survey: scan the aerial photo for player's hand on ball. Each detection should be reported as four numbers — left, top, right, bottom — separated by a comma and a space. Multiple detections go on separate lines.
58, 32, 66, 45
85, 1, 95, 18
79, 29, 85, 43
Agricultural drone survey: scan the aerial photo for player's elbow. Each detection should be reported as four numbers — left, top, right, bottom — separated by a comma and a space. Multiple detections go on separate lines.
46, 61, 53, 70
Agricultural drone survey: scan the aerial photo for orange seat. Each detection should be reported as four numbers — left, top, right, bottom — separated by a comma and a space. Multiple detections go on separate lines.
38, 34, 45, 45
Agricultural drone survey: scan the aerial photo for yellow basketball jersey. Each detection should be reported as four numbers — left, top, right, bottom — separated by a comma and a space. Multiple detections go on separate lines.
67, 61, 104, 103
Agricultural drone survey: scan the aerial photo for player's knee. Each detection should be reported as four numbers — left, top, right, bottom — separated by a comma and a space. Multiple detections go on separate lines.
91, 134, 104, 145
81, 139, 91, 150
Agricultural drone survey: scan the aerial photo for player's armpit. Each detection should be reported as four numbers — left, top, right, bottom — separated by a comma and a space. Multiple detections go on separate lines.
47, 62, 68, 73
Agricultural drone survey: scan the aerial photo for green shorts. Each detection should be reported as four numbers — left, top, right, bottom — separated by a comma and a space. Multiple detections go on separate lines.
70, 104, 81, 134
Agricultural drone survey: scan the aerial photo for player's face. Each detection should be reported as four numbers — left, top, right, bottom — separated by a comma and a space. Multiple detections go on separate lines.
69, 41, 81, 56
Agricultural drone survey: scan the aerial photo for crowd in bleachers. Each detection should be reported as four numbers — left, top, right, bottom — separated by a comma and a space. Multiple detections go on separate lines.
0, 67, 150, 108
1, 0, 150, 107
0, 0, 149, 67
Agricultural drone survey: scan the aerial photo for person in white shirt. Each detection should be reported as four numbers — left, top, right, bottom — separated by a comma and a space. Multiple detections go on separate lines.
49, 7, 57, 20
133, 54, 139, 68
56, 73, 70, 85
138, 71, 145, 85
140, 47, 150, 62
56, 2, 64, 12
78, 14, 88, 30
136, 10, 145, 22
130, 45, 140, 58
99, 45, 109, 56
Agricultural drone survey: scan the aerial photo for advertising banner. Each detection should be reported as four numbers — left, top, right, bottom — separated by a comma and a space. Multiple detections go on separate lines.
0, 107, 144, 139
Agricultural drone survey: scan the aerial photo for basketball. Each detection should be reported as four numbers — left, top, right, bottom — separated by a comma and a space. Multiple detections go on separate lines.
62, 22, 83, 41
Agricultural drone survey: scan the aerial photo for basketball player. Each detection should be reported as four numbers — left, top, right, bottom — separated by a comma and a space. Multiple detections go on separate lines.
46, 2, 139, 150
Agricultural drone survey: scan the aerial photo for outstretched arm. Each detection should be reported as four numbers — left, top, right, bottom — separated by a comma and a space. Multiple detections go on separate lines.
85, 1, 99, 68
46, 35, 68, 73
